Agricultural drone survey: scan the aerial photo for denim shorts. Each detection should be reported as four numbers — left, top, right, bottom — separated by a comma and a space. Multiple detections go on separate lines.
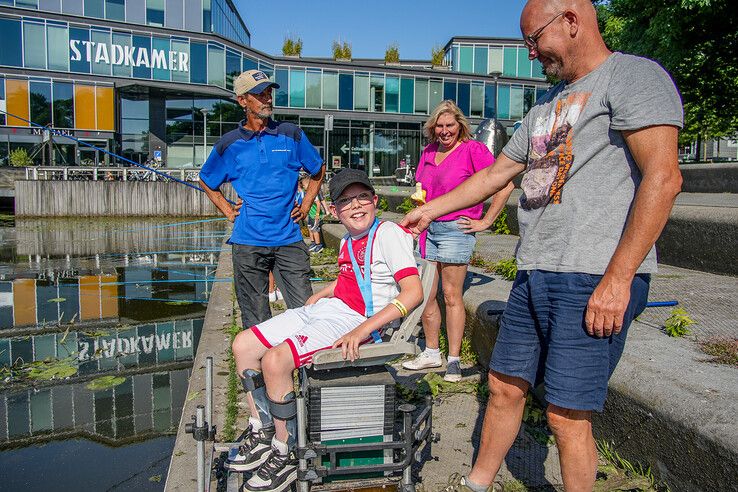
419, 220, 476, 264
489, 270, 650, 412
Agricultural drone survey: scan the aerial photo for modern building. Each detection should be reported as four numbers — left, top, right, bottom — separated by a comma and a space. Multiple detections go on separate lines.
0, 1, 550, 175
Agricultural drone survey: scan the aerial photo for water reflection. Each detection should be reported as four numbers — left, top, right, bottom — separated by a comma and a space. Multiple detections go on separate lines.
0, 217, 226, 491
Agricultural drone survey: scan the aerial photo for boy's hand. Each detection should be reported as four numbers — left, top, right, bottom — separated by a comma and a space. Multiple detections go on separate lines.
332, 330, 366, 362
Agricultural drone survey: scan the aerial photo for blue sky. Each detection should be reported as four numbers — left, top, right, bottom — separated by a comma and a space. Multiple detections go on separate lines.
234, 0, 528, 59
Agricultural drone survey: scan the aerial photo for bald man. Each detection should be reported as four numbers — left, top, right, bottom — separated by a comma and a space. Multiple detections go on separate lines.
402, 0, 683, 490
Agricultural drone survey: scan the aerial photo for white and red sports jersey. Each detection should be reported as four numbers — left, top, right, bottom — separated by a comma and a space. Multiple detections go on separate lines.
334, 221, 419, 316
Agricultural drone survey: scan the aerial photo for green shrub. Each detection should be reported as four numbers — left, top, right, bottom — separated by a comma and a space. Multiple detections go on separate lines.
384, 44, 400, 63
492, 207, 511, 235
377, 196, 389, 211
664, 307, 694, 337
10, 148, 33, 167
431, 45, 445, 66
396, 197, 417, 214
282, 36, 303, 56
492, 258, 517, 281
332, 41, 351, 60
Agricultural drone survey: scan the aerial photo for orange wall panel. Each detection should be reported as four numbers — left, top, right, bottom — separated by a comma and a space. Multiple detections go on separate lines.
100, 274, 119, 319
5, 79, 29, 127
79, 275, 102, 321
12, 279, 36, 326
74, 85, 97, 130
95, 86, 114, 131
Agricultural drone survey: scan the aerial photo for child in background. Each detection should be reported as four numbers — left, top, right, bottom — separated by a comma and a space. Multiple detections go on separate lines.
301, 175, 325, 253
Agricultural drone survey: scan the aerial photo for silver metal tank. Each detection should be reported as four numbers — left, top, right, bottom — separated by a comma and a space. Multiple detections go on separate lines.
473, 118, 509, 158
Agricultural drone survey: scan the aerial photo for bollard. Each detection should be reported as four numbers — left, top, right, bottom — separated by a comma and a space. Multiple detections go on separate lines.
185, 405, 209, 491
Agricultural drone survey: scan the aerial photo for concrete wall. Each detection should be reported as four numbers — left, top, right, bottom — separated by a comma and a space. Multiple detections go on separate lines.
680, 163, 738, 193
14, 180, 235, 217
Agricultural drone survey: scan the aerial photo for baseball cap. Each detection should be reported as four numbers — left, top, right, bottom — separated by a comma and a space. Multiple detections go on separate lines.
329, 168, 375, 202
233, 70, 280, 97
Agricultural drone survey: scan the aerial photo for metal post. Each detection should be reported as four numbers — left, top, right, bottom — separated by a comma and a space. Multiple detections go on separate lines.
399, 404, 416, 492
196, 405, 206, 492
205, 356, 213, 432
296, 394, 309, 492
201, 108, 210, 164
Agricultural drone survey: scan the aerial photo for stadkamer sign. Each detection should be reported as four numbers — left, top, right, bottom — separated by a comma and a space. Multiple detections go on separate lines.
69, 40, 190, 72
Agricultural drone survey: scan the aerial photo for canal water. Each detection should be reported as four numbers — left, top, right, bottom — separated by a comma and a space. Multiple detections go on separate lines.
0, 215, 227, 491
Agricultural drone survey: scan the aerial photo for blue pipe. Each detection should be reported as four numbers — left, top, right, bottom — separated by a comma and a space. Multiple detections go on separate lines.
645, 300, 679, 308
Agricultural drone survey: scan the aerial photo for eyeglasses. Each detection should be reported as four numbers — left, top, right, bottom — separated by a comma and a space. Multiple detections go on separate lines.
524, 11, 565, 52
334, 191, 374, 209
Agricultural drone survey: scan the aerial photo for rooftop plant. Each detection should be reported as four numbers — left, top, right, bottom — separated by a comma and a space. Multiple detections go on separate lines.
385, 44, 400, 63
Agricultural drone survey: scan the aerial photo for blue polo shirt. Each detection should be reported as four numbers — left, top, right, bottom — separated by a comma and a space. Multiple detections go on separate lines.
199, 119, 323, 246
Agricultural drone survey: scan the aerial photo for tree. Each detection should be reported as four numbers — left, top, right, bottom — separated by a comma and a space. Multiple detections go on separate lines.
282, 36, 303, 56
332, 41, 351, 60
430, 46, 445, 66
385, 44, 400, 63
594, 0, 738, 147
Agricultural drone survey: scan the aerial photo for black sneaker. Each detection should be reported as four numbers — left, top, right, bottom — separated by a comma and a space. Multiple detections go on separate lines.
224, 425, 275, 472
244, 447, 297, 492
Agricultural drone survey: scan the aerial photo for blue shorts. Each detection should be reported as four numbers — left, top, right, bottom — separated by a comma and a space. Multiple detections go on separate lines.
490, 270, 650, 412
420, 220, 476, 264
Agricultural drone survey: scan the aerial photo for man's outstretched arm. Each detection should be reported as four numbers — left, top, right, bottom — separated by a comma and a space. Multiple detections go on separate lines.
400, 154, 525, 235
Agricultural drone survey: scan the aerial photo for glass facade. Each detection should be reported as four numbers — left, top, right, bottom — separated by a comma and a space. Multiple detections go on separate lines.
446, 41, 545, 80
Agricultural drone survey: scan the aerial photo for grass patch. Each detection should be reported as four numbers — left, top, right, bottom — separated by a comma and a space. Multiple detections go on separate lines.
470, 253, 518, 281
522, 394, 554, 446
311, 266, 338, 282
595, 440, 667, 491
437, 329, 477, 365
309, 247, 338, 266
664, 307, 694, 337
222, 306, 241, 442
699, 337, 738, 366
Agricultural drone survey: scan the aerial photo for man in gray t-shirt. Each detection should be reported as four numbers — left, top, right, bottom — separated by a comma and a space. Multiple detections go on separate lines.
401, 0, 683, 490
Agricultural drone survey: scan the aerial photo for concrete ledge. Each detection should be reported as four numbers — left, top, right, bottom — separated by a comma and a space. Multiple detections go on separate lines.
680, 163, 738, 194
165, 239, 235, 491
321, 219, 738, 492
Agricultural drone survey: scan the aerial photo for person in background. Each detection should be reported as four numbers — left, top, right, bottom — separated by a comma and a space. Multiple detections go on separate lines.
301, 174, 325, 253
403, 0, 683, 489
402, 100, 514, 382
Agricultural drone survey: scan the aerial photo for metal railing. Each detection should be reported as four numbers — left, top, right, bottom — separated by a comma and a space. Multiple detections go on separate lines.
24, 166, 201, 182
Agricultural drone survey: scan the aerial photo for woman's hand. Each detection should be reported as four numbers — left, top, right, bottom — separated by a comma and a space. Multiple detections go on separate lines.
331, 329, 367, 361
457, 215, 489, 233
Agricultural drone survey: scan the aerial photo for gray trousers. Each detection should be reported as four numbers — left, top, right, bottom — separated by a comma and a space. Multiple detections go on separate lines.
232, 241, 312, 329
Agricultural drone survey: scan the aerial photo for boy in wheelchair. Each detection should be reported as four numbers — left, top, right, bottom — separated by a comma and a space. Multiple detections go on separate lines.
228, 169, 423, 492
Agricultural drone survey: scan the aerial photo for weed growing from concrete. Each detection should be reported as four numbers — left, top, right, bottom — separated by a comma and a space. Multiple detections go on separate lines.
377, 196, 389, 211
492, 207, 511, 235
469, 253, 518, 281
664, 307, 694, 337
396, 197, 418, 214
595, 440, 668, 491
499, 480, 528, 492
522, 394, 554, 446
222, 311, 241, 442
699, 337, 738, 366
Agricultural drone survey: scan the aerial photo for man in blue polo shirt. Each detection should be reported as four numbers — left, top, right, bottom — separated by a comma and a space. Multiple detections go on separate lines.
199, 69, 325, 330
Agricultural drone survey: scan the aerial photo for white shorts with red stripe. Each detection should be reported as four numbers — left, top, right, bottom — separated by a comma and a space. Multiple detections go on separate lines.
250, 297, 367, 368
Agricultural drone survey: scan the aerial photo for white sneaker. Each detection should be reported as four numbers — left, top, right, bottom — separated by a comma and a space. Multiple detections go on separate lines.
268, 291, 277, 302
275, 289, 283, 301
402, 351, 443, 371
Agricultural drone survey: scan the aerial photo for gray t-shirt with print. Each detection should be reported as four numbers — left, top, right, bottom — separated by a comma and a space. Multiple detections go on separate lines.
502, 52, 683, 275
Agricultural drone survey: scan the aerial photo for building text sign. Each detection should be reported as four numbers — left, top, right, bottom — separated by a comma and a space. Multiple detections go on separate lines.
69, 40, 190, 72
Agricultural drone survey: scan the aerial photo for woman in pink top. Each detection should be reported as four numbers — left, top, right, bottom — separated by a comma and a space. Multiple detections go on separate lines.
402, 100, 514, 382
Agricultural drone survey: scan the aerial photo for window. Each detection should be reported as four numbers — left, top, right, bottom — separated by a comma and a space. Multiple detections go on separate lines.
429, 80, 443, 112
0, 18, 23, 67
52, 81, 74, 128
473, 47, 488, 75
147, 0, 164, 26
497, 84, 510, 119
517, 47, 532, 78
152, 37, 170, 81
321, 71, 337, 110
456, 82, 470, 116
171, 39, 189, 83
47, 25, 69, 71
470, 82, 484, 118
510, 85, 524, 120
242, 56, 257, 72
23, 22, 47, 69
289, 68, 305, 108
274, 68, 288, 107
202, 0, 210, 32
399, 77, 413, 114
484, 83, 496, 118
414, 78, 428, 114
532, 59, 545, 79
84, 0, 104, 17
29, 81, 52, 127
90, 29, 111, 75
524, 86, 536, 115
189, 41, 206, 84
106, 0, 125, 20
16, 0, 39, 7
385, 76, 399, 113
112, 32, 132, 77
488, 47, 503, 74
206, 43, 224, 87
459, 45, 473, 73
132, 35, 152, 79
225, 49, 240, 91
443, 80, 456, 101
503, 47, 517, 77
338, 73, 353, 111
353, 73, 369, 111
70, 27, 90, 73
370, 74, 384, 112
305, 69, 321, 109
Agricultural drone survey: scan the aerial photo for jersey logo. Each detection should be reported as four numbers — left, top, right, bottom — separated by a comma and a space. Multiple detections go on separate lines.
295, 334, 308, 346
356, 245, 366, 264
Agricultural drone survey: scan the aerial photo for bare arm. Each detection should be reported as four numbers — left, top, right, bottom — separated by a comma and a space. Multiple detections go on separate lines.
199, 179, 242, 222
332, 275, 424, 361
291, 165, 326, 222
401, 154, 525, 235
458, 181, 516, 233
585, 125, 682, 336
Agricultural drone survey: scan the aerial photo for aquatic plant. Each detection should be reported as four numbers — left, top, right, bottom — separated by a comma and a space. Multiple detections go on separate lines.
86, 375, 126, 391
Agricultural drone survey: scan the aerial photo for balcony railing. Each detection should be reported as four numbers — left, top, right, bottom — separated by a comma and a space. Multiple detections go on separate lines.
24, 166, 201, 182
